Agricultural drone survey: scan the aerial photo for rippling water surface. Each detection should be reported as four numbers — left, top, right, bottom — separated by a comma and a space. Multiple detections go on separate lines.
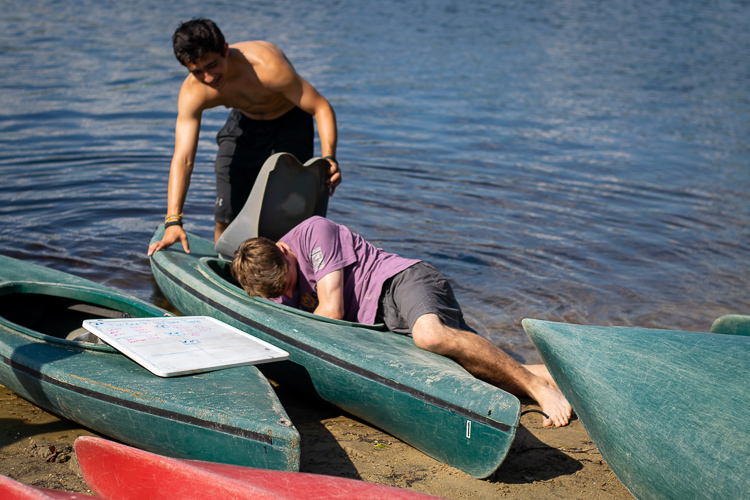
1, 0, 748, 361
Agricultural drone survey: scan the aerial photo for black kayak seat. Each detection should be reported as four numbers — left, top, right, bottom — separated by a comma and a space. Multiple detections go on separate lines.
214, 153, 330, 259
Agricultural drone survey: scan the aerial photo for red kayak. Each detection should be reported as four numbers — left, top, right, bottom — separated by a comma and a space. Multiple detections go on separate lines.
74, 436, 445, 500
0, 474, 96, 500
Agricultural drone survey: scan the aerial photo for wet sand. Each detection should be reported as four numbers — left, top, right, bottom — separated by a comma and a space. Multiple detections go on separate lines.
0, 381, 633, 499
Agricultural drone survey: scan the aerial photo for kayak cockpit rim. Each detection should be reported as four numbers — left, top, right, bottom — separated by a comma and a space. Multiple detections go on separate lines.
0, 282, 170, 351
198, 256, 389, 331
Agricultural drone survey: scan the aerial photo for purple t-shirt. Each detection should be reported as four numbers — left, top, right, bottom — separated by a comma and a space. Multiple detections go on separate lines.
270, 217, 419, 324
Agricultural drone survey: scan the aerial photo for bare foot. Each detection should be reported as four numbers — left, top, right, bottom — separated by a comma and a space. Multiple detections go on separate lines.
529, 382, 572, 427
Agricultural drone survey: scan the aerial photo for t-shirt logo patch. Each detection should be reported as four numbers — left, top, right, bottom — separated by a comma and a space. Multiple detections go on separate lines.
311, 247, 325, 273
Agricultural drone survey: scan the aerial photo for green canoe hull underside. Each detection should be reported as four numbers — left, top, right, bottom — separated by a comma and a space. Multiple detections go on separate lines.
523, 319, 750, 500
0, 254, 299, 471
150, 225, 520, 478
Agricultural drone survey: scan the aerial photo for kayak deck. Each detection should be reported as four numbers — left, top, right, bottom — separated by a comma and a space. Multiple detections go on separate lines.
523, 318, 750, 500
75, 435, 446, 500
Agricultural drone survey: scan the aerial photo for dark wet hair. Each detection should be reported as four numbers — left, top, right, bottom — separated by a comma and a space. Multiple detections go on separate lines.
172, 18, 227, 66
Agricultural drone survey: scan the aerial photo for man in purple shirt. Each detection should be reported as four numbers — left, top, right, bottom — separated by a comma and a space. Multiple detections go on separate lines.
232, 216, 571, 427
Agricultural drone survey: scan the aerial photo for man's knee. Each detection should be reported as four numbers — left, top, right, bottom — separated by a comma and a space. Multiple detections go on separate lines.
411, 314, 459, 355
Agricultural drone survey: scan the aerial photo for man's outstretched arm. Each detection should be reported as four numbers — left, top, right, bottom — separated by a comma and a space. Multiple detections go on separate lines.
148, 85, 203, 256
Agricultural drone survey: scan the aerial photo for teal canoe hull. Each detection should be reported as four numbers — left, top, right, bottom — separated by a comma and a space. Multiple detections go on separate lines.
522, 319, 750, 500
150, 225, 520, 478
0, 254, 299, 471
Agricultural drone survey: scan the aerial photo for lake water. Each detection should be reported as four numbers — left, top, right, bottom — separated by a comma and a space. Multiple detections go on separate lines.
1, 0, 748, 362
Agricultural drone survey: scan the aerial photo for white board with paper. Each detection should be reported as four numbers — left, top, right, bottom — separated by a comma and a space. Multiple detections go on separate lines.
82, 316, 288, 377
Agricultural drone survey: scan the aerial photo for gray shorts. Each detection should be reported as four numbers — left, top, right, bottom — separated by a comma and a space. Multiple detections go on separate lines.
376, 262, 475, 335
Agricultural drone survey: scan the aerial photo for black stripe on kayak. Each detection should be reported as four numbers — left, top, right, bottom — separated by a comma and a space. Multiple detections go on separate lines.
152, 257, 513, 433
0, 354, 273, 445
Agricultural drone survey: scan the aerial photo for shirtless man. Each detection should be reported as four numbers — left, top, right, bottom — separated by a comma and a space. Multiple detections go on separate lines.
231, 216, 572, 427
148, 18, 340, 256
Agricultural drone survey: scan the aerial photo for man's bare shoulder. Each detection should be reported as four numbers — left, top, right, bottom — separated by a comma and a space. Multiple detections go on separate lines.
230, 41, 295, 82
177, 75, 222, 114
230, 40, 287, 65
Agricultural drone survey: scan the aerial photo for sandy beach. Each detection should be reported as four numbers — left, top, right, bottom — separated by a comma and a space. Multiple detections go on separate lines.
0, 380, 633, 499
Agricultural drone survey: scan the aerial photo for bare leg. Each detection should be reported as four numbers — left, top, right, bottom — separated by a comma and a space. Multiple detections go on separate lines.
214, 221, 229, 243
411, 314, 572, 427
525, 364, 560, 390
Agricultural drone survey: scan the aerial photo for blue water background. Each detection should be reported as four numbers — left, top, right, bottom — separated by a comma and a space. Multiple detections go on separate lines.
1, 0, 748, 362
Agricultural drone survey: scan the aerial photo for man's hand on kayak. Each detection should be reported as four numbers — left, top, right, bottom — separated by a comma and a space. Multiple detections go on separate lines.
326, 158, 341, 197
147, 225, 190, 256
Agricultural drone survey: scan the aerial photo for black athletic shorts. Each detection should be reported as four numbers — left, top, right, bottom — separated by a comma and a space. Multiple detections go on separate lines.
376, 262, 476, 335
214, 106, 314, 224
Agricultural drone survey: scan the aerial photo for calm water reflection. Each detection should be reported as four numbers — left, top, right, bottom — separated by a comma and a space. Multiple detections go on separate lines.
1, 0, 748, 362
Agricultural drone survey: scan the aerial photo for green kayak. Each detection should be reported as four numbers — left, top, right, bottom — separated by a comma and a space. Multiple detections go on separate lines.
150, 225, 521, 478
522, 318, 750, 500
0, 254, 299, 471
710, 314, 750, 336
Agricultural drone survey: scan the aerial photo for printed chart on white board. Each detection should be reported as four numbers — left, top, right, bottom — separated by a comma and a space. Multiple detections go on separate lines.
82, 316, 288, 377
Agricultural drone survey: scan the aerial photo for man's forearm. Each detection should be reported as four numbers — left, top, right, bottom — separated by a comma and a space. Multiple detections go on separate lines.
315, 103, 337, 158
166, 156, 194, 215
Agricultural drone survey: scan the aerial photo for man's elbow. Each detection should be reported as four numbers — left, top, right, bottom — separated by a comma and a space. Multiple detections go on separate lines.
314, 304, 345, 321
